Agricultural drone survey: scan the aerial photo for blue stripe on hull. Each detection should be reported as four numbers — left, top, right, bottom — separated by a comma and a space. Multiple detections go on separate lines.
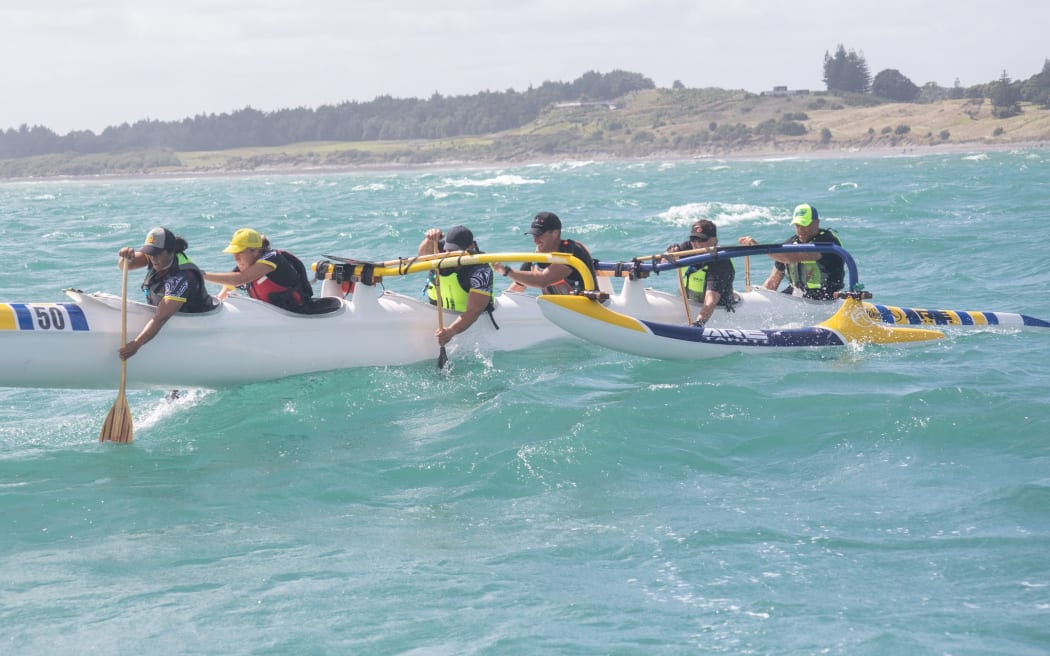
643, 321, 847, 348
62, 304, 90, 331
1021, 314, 1050, 328
12, 304, 34, 330
868, 304, 1013, 327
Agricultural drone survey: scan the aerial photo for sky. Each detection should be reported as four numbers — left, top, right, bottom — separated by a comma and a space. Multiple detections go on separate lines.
2, 1, 1048, 135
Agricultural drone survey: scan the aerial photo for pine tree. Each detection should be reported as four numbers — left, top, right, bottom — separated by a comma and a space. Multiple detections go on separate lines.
823, 45, 871, 93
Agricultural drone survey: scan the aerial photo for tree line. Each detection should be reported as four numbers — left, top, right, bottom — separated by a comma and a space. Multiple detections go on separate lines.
3, 56, 1049, 164
823, 45, 1050, 116
0, 70, 654, 160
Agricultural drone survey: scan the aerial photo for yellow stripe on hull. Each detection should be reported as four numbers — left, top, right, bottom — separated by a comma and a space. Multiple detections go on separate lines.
0, 304, 16, 330
537, 295, 649, 333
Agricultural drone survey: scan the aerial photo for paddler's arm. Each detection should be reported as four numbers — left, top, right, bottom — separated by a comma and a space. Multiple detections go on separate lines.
695, 289, 722, 326
417, 228, 443, 256
738, 236, 795, 291
202, 261, 274, 287
766, 251, 823, 264
494, 262, 573, 291
119, 297, 182, 360
435, 290, 489, 346
762, 267, 784, 291
117, 247, 148, 270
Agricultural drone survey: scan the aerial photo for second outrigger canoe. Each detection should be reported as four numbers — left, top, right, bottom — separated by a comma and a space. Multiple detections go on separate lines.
538, 244, 1049, 361
538, 293, 945, 361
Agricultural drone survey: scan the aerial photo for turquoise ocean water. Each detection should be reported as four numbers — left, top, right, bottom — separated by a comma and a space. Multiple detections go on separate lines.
2, 151, 1049, 654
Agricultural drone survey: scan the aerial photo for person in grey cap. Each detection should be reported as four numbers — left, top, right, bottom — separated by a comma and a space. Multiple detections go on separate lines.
738, 203, 844, 300
417, 225, 495, 346
115, 226, 216, 360
493, 211, 596, 295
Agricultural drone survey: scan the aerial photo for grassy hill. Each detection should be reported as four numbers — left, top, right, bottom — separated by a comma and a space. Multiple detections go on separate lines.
3, 89, 1049, 179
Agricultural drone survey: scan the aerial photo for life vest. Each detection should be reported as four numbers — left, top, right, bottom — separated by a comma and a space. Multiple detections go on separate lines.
426, 265, 495, 313
141, 253, 214, 313
246, 250, 312, 310
785, 229, 843, 297
542, 239, 595, 294
681, 261, 736, 303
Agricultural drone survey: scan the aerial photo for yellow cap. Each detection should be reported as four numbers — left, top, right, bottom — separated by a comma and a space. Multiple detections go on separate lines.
223, 228, 263, 253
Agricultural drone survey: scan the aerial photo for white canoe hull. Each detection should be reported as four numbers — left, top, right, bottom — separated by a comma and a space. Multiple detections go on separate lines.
0, 279, 841, 390
3, 274, 1044, 389
538, 295, 946, 361
1, 287, 576, 390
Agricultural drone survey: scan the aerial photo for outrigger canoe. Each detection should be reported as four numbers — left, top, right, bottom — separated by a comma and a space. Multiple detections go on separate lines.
593, 244, 1050, 331
0, 253, 583, 390
2, 246, 1046, 389
539, 244, 1049, 361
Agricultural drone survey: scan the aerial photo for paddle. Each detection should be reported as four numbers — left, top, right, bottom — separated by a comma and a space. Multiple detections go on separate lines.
432, 242, 448, 369
745, 256, 751, 290
667, 253, 695, 325
99, 259, 134, 443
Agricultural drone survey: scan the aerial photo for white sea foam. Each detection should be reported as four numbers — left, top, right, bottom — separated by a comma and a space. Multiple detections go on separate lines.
658, 202, 781, 230
440, 174, 545, 188
351, 182, 388, 192
829, 182, 860, 191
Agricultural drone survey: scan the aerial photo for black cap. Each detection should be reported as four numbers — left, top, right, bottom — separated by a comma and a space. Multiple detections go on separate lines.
526, 211, 561, 236
689, 220, 717, 240
443, 225, 474, 251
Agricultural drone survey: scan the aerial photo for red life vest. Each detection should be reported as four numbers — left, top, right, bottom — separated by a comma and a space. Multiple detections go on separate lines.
246, 250, 308, 309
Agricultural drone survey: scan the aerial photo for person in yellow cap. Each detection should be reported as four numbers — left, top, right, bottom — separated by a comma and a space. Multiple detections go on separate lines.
203, 229, 334, 314
116, 227, 217, 360
737, 203, 844, 300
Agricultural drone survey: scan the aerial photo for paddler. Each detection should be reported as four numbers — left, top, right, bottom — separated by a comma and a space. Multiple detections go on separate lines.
738, 203, 845, 300
418, 225, 496, 346
116, 227, 217, 360
493, 211, 596, 295
666, 219, 737, 327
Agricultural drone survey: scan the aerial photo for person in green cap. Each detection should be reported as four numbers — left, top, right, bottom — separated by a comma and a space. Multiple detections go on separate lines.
737, 203, 844, 300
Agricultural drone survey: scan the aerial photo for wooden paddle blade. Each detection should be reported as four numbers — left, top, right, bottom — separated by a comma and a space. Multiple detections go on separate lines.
99, 394, 134, 443
437, 346, 448, 370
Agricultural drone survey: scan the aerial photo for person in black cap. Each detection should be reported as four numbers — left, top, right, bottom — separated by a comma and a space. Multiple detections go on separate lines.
737, 203, 844, 299
493, 211, 596, 294
666, 219, 736, 327
417, 225, 495, 346
115, 226, 216, 360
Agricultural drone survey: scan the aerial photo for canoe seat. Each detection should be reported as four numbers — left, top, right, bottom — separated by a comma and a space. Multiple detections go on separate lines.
294, 297, 343, 315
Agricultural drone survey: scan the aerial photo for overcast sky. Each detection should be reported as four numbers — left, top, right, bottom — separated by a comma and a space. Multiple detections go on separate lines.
2, 1, 1047, 134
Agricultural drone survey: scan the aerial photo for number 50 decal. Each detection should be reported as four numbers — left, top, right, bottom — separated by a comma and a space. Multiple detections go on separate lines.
34, 306, 67, 330
0, 303, 90, 331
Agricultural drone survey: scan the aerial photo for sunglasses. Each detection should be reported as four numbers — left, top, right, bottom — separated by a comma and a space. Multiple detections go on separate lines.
689, 235, 711, 243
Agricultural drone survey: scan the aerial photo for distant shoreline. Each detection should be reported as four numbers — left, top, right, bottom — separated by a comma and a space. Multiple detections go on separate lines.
4, 139, 1046, 186
5, 90, 1049, 183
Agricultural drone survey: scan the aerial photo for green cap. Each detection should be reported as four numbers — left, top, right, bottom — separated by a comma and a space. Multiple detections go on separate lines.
791, 204, 818, 227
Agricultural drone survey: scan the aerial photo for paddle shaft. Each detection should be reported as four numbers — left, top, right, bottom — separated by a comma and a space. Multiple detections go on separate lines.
100, 259, 134, 443
674, 264, 694, 325
432, 242, 448, 369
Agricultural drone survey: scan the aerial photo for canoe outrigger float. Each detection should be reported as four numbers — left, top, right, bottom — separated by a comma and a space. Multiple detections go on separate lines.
1, 245, 1046, 389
